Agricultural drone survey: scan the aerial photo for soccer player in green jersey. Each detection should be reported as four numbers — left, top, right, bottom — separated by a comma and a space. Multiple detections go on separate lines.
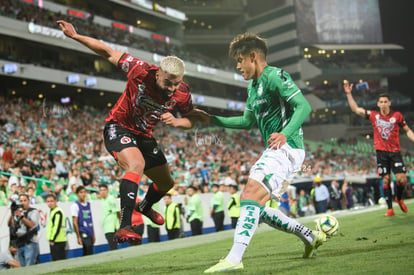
199, 33, 327, 273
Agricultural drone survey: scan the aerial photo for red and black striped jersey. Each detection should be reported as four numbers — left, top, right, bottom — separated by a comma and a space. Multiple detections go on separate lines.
105, 53, 193, 137
366, 110, 407, 152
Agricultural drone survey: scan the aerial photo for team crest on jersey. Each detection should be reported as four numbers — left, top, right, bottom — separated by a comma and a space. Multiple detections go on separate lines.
153, 147, 159, 154
257, 83, 263, 96
389, 117, 396, 123
120, 136, 132, 144
121, 62, 130, 73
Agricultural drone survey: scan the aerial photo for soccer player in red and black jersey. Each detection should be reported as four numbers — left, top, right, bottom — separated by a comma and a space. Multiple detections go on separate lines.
57, 20, 197, 243
344, 81, 414, 216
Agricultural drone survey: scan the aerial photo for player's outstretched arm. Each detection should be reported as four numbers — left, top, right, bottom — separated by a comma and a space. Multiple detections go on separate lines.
57, 20, 123, 66
343, 82, 366, 117
403, 125, 414, 142
210, 109, 255, 130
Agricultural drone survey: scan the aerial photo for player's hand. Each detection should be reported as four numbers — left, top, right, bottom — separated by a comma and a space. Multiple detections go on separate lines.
77, 236, 82, 245
187, 108, 211, 124
267, 133, 287, 150
57, 20, 78, 38
160, 112, 177, 126
343, 82, 353, 94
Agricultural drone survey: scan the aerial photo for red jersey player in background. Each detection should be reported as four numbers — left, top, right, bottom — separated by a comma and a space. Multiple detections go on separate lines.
57, 20, 197, 243
344, 81, 414, 216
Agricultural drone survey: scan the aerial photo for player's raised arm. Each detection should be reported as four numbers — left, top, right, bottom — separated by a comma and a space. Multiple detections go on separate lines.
343, 82, 366, 117
57, 20, 123, 66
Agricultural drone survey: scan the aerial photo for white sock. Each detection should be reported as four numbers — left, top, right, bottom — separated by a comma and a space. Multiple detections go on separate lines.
260, 206, 313, 244
225, 200, 260, 264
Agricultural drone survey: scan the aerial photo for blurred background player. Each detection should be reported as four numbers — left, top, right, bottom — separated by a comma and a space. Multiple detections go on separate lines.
57, 20, 197, 244
344, 82, 414, 216
199, 32, 326, 273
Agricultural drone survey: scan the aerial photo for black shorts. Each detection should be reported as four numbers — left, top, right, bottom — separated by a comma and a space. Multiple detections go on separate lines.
376, 150, 406, 176
103, 122, 167, 171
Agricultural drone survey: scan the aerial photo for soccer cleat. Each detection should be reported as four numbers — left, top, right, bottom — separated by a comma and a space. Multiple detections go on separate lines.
395, 198, 408, 213
384, 209, 395, 216
113, 226, 142, 244
135, 204, 165, 225
303, 230, 326, 258
204, 259, 244, 273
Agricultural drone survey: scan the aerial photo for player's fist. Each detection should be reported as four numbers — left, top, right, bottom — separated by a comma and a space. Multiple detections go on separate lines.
160, 112, 176, 126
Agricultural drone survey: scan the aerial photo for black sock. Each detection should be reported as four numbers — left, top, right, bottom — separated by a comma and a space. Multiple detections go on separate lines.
138, 183, 166, 213
119, 172, 140, 228
383, 185, 393, 209
395, 183, 405, 200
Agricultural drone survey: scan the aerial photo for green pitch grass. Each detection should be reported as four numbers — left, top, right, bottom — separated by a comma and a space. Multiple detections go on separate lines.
49, 203, 413, 275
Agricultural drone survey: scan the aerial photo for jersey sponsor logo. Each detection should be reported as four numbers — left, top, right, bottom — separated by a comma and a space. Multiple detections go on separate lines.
120, 136, 132, 144
132, 83, 175, 131
375, 114, 394, 140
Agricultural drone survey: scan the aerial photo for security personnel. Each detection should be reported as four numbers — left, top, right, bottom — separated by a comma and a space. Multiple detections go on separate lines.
210, 183, 225, 231
227, 184, 240, 229
186, 185, 204, 236
45, 193, 67, 261
163, 194, 181, 240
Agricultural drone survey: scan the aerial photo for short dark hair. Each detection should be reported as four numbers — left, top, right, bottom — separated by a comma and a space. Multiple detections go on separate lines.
164, 193, 172, 198
229, 32, 268, 59
377, 93, 391, 101
187, 185, 198, 191
46, 193, 57, 201
19, 194, 29, 201
76, 185, 86, 194
99, 183, 108, 190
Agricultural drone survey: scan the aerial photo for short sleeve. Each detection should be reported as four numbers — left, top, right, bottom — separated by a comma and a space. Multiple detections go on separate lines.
71, 203, 79, 217
118, 53, 149, 79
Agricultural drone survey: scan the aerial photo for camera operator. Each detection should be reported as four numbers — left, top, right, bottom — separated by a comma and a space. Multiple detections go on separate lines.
8, 194, 40, 266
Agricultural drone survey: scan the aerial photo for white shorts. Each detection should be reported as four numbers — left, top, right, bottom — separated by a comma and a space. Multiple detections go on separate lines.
249, 143, 305, 200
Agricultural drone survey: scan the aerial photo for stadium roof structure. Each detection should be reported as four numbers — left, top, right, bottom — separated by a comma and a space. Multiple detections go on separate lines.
312, 44, 404, 51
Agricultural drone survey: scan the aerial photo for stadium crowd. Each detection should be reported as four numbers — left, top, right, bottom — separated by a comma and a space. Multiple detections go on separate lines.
0, 0, 232, 70
1, 95, 413, 204
1, 94, 414, 267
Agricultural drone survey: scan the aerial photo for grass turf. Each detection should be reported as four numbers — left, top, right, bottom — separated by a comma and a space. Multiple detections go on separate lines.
48, 203, 414, 275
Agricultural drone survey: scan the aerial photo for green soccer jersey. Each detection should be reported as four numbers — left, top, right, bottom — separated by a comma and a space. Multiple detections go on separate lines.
246, 66, 305, 149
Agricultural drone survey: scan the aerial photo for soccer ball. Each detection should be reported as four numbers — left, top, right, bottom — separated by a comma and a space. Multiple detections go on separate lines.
316, 215, 339, 236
